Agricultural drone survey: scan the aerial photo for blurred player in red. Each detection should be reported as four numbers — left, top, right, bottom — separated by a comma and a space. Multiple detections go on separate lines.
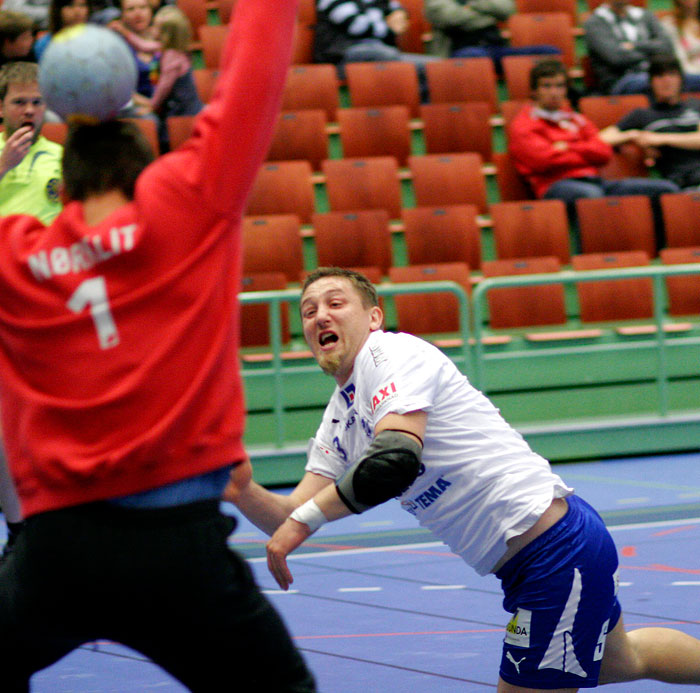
0, 1, 316, 690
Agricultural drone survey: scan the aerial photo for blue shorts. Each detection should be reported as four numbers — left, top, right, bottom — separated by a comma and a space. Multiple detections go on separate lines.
495, 495, 621, 689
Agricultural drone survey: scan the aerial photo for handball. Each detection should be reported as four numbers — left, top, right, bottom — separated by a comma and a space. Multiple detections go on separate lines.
39, 24, 137, 122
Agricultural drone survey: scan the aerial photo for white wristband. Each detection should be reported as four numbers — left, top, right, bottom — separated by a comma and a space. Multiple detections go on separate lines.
289, 498, 327, 533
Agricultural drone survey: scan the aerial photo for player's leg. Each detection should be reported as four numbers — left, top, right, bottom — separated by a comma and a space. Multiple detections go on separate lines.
117, 502, 316, 691
599, 612, 700, 685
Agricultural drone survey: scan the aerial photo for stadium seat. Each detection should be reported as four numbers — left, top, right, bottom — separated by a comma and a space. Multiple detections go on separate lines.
123, 117, 159, 157
389, 263, 472, 336
481, 256, 567, 329
216, 0, 236, 24
502, 55, 542, 101
166, 115, 196, 150
576, 195, 656, 257
199, 24, 228, 69
267, 109, 328, 170
401, 205, 482, 269
281, 64, 340, 121
598, 144, 649, 179
507, 13, 575, 67
500, 99, 530, 128
572, 251, 653, 322
515, 0, 577, 23
291, 21, 314, 64
493, 151, 534, 201
246, 161, 316, 223
312, 209, 393, 273
660, 246, 700, 316
345, 61, 421, 117
578, 94, 650, 129
425, 58, 499, 113
419, 102, 493, 161
337, 106, 412, 166
490, 199, 571, 263
322, 157, 403, 219
660, 191, 700, 247
192, 68, 218, 103
395, 0, 432, 53
177, 0, 208, 49
242, 214, 304, 282
40, 122, 68, 145
408, 153, 488, 213
240, 272, 290, 347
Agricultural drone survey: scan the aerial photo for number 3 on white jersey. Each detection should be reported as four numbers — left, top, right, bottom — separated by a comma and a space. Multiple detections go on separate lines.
67, 276, 120, 350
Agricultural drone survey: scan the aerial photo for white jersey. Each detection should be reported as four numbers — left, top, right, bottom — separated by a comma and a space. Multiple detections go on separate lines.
306, 330, 573, 575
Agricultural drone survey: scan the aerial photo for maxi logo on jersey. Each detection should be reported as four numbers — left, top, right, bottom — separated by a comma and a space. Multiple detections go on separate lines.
400, 475, 452, 515
371, 381, 397, 412
340, 383, 355, 408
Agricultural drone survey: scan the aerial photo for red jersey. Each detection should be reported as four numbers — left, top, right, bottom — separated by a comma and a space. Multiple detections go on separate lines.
0, 0, 298, 517
508, 103, 613, 198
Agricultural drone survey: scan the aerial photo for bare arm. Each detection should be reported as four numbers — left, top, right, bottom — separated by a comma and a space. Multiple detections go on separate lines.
266, 411, 428, 590
0, 127, 34, 182
225, 461, 334, 535
634, 127, 700, 150
599, 125, 642, 147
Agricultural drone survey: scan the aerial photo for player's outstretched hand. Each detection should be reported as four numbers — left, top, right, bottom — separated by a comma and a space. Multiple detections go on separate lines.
266, 518, 312, 590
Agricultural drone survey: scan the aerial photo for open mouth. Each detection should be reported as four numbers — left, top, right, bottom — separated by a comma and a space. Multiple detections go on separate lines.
319, 332, 338, 347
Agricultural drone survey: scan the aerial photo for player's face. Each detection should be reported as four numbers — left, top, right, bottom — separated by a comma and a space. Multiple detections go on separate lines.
532, 74, 568, 111
122, 0, 152, 33
61, 0, 90, 28
301, 277, 383, 385
651, 70, 683, 105
1, 82, 46, 141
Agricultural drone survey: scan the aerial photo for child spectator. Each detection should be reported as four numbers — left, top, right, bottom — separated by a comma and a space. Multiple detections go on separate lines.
34, 0, 91, 61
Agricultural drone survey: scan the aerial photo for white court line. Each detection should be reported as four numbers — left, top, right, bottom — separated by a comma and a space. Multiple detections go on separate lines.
262, 589, 300, 595
671, 581, 700, 586
617, 497, 651, 505
338, 587, 383, 593
421, 585, 467, 591
247, 518, 700, 563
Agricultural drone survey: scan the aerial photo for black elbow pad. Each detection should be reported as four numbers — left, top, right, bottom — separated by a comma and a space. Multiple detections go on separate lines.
335, 429, 422, 514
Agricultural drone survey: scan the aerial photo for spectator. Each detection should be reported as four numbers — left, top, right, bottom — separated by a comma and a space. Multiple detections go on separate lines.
583, 0, 688, 94
34, 0, 91, 61
109, 0, 158, 101
313, 0, 437, 98
0, 60, 63, 564
0, 10, 36, 68
508, 59, 678, 245
139, 6, 202, 120
2, 0, 50, 31
601, 54, 700, 190
424, 0, 559, 71
659, 0, 700, 81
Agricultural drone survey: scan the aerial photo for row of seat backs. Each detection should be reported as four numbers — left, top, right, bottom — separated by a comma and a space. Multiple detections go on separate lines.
241, 248, 700, 346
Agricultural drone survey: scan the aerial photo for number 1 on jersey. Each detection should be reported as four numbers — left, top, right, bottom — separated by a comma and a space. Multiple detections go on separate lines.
67, 276, 120, 349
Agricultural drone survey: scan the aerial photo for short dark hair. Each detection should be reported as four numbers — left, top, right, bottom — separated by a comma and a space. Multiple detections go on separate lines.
0, 61, 38, 101
302, 267, 379, 308
48, 0, 92, 35
649, 53, 683, 79
62, 118, 155, 201
529, 58, 568, 91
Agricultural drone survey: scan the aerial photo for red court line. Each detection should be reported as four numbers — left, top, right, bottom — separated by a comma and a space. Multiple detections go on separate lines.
652, 525, 699, 537
623, 563, 700, 575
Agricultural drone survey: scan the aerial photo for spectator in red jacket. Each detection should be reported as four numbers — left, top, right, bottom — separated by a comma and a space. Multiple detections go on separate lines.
508, 59, 677, 246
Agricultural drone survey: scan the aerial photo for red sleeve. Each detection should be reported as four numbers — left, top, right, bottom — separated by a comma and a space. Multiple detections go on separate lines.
567, 117, 613, 166
508, 108, 606, 175
141, 0, 298, 219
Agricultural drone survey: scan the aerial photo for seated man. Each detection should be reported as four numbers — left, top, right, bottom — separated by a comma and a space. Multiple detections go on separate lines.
424, 0, 558, 71
583, 0, 700, 94
508, 58, 678, 246
313, 0, 437, 95
601, 54, 700, 190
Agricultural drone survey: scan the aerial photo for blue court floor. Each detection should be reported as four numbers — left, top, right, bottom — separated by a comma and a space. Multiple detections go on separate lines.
17, 451, 700, 691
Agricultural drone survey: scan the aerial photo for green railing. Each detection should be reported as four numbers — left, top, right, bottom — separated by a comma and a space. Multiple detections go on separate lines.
471, 263, 700, 415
